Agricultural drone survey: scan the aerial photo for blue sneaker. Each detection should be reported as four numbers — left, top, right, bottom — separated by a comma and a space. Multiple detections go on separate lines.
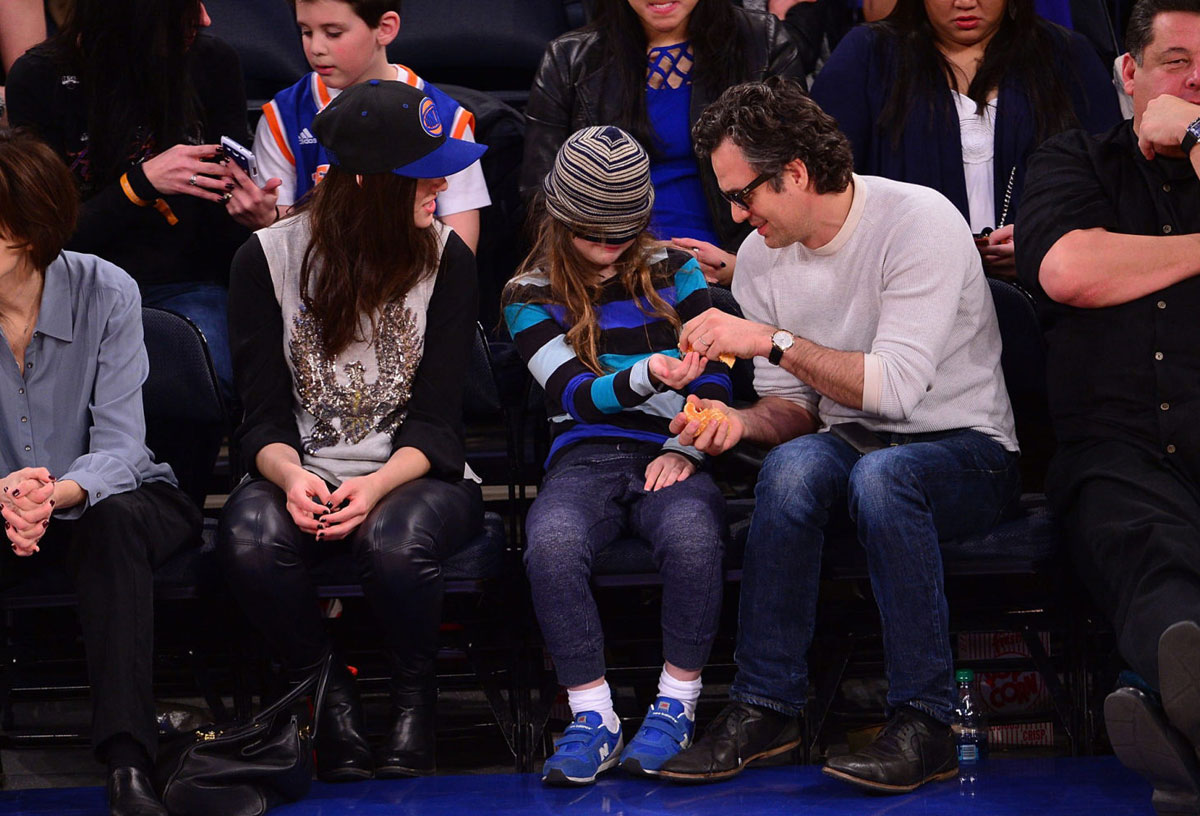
542, 711, 624, 786
620, 696, 694, 777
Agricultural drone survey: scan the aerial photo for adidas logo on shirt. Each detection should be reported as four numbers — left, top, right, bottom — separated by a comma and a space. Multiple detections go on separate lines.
298, 128, 317, 145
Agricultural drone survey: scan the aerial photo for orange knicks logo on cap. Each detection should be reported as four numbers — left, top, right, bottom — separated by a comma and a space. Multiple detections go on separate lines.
419, 97, 443, 137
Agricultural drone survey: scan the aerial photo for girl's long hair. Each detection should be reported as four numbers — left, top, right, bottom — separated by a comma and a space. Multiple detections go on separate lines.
873, 0, 1077, 144
54, 0, 204, 186
509, 208, 680, 376
588, 0, 743, 154
294, 168, 439, 357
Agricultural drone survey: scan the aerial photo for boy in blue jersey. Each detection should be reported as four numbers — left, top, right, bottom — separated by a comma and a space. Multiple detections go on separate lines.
249, 0, 490, 249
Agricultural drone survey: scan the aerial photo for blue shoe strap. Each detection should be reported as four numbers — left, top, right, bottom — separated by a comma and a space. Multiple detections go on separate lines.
555, 726, 609, 749
637, 711, 687, 739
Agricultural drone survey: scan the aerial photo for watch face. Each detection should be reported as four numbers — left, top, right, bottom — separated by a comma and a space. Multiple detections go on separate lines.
772, 330, 794, 350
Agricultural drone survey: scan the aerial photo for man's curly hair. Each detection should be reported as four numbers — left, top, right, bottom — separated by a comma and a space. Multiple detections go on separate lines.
692, 77, 853, 196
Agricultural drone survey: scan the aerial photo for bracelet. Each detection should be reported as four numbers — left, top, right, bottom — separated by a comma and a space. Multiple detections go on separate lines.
120, 173, 179, 226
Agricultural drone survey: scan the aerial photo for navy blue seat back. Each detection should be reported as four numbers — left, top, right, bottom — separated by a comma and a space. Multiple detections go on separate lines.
142, 308, 228, 509
205, 0, 309, 106
386, 0, 572, 105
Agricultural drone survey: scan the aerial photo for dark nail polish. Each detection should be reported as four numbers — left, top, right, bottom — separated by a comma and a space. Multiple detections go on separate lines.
49, 500, 55, 506
316, 532, 324, 540
719, 261, 727, 268
326, 502, 334, 509
41, 520, 48, 527
11, 489, 18, 497
225, 183, 234, 191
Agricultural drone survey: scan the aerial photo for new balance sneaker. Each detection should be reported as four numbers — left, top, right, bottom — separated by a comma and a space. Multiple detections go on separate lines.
542, 711, 624, 786
620, 696, 695, 777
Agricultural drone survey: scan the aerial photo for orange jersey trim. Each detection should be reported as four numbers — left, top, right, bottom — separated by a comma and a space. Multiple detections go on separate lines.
450, 109, 475, 141
261, 102, 296, 167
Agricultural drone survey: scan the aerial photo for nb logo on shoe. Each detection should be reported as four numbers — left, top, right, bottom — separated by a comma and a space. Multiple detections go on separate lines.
658, 701, 672, 711
599, 743, 610, 760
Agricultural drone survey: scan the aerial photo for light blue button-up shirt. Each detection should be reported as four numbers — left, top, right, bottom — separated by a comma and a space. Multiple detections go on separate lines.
0, 252, 175, 520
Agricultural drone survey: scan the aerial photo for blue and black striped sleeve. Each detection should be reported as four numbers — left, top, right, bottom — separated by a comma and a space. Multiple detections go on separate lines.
503, 290, 663, 423
672, 260, 733, 404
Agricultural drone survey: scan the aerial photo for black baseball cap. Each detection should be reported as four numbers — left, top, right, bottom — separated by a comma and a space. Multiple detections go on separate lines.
312, 79, 486, 179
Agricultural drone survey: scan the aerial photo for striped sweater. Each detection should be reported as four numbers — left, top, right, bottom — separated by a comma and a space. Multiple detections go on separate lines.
504, 247, 732, 467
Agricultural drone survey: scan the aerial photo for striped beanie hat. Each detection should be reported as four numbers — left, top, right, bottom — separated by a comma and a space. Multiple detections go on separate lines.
542, 126, 655, 242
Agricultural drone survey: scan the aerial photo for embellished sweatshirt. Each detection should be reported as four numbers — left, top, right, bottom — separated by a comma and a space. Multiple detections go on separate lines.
504, 247, 732, 468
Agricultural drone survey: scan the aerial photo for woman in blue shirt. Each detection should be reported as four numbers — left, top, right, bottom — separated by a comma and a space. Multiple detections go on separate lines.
522, 0, 807, 285
0, 128, 201, 816
809, 0, 1122, 276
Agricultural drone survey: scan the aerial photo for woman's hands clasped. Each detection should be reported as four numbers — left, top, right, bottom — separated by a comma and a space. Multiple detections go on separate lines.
1, 467, 55, 556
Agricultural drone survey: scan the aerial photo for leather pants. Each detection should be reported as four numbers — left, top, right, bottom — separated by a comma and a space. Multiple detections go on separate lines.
218, 475, 483, 695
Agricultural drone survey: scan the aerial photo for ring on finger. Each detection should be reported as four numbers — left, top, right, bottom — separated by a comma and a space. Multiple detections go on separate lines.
188, 174, 198, 187
221, 192, 232, 203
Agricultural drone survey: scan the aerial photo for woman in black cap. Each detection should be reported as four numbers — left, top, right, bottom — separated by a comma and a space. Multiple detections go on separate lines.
218, 79, 487, 783
504, 125, 730, 786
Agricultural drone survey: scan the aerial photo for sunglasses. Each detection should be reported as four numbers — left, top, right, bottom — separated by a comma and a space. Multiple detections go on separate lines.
573, 232, 635, 246
720, 171, 776, 211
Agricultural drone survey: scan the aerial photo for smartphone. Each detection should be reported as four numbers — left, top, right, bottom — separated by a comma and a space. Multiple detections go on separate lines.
220, 136, 259, 180
829, 422, 888, 455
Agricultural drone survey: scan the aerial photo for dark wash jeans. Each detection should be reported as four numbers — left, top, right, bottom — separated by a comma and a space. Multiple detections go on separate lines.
524, 441, 726, 687
731, 428, 1020, 723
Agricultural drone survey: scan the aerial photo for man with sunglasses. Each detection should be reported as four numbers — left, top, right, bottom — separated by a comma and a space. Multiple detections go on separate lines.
658, 78, 1018, 794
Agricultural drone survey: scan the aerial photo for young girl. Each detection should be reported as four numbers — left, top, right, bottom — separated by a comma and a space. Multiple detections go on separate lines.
219, 79, 486, 783
504, 126, 731, 785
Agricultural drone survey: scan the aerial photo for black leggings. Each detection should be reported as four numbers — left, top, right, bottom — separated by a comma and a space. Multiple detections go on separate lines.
217, 476, 483, 693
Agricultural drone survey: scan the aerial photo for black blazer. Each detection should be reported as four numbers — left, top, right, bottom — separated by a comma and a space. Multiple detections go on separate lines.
520, 8, 804, 251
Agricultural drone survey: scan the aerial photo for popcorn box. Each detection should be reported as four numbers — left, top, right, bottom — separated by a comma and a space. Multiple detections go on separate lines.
957, 631, 1052, 661
990, 721, 1054, 748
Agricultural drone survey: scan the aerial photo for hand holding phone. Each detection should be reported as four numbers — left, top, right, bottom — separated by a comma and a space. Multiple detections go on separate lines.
220, 136, 259, 180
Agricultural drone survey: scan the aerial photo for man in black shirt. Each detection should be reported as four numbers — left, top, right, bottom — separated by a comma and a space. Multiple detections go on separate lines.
1016, 0, 1200, 807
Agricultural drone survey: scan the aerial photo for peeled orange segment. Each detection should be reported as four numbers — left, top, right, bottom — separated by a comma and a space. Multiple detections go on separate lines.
683, 401, 728, 435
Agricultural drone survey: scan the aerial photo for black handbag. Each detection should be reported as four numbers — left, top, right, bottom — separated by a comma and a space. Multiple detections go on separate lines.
154, 654, 332, 816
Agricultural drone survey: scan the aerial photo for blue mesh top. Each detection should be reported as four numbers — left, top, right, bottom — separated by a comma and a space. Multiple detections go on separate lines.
645, 42, 720, 245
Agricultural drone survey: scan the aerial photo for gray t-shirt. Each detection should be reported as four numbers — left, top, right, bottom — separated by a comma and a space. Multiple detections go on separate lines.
733, 174, 1018, 451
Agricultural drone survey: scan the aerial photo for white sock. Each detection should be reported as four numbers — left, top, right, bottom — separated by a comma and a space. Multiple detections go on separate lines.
568, 681, 620, 733
658, 667, 702, 720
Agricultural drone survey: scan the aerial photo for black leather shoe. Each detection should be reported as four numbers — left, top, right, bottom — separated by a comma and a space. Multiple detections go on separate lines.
107, 766, 167, 816
376, 703, 437, 778
1106, 686, 1200, 815
1161, 621, 1200, 761
658, 701, 801, 783
314, 661, 374, 782
822, 706, 958, 793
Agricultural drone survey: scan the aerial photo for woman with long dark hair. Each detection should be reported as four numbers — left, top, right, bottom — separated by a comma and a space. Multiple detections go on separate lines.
809, 0, 1121, 276
219, 80, 486, 784
5, 0, 279, 395
522, 0, 808, 285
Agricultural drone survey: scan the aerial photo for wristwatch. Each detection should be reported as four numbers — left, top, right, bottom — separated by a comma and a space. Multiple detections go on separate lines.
768, 329, 794, 365
1183, 115, 1200, 156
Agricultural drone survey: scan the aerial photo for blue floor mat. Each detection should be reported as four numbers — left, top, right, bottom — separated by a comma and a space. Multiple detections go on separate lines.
0, 756, 1154, 815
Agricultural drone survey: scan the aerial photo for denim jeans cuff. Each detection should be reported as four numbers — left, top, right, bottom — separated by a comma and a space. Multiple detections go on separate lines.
552, 650, 608, 689
729, 689, 803, 718
898, 698, 954, 726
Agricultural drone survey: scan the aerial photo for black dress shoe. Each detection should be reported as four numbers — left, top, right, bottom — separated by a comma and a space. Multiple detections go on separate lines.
376, 703, 437, 778
1106, 686, 1200, 816
314, 661, 374, 783
1161, 621, 1200, 761
822, 706, 958, 793
658, 701, 801, 783
107, 766, 167, 816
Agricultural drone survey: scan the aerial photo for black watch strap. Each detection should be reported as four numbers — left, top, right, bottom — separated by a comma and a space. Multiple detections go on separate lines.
768, 343, 785, 365
1183, 116, 1200, 155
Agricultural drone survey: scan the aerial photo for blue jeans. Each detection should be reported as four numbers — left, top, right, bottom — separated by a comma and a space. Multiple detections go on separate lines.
142, 282, 233, 400
730, 428, 1020, 723
524, 441, 726, 687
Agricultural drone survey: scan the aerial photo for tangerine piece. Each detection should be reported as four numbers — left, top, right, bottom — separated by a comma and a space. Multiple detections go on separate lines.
683, 401, 728, 435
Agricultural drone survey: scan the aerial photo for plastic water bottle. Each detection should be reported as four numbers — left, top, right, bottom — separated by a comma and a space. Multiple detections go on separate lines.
953, 668, 989, 765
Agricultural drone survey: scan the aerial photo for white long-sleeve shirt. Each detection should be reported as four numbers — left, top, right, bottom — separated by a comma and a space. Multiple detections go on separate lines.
733, 174, 1018, 452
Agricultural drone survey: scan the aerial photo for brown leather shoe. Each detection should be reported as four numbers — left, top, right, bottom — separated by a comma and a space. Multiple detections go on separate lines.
658, 701, 801, 783
822, 706, 958, 793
